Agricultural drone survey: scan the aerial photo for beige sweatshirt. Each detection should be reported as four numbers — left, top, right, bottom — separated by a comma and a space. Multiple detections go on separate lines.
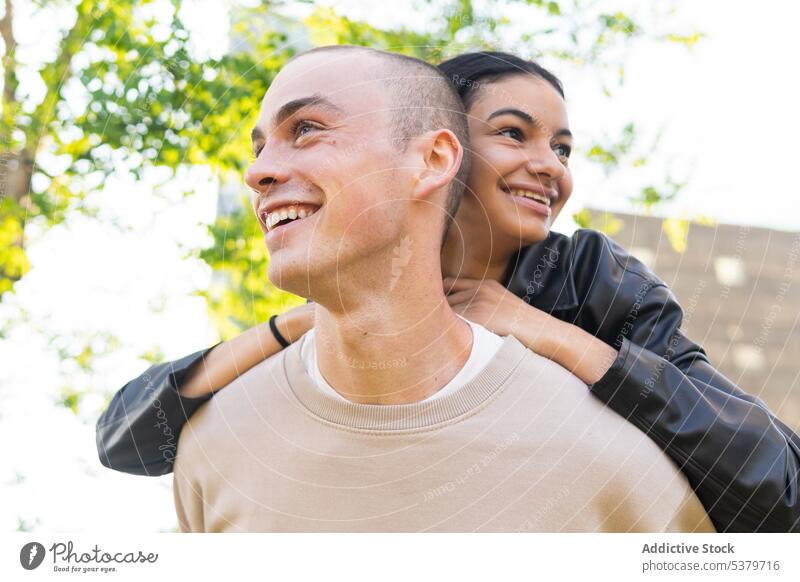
173, 333, 714, 532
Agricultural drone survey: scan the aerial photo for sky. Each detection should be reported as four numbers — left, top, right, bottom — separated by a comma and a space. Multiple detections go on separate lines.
1, 0, 799, 532
582, 0, 800, 232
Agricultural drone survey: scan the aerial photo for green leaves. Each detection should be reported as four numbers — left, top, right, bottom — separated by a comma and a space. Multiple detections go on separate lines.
631, 178, 685, 210
1, 0, 703, 347
0, 200, 30, 294
196, 195, 305, 336
586, 122, 636, 169
572, 208, 624, 236
665, 31, 705, 48
662, 217, 689, 253
598, 11, 639, 37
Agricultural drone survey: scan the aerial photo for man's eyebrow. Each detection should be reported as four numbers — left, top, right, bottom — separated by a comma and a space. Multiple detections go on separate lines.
273, 95, 344, 127
487, 108, 572, 139
250, 96, 343, 144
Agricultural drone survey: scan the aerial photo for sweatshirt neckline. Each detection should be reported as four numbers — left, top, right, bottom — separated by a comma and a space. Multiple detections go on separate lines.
282, 333, 528, 431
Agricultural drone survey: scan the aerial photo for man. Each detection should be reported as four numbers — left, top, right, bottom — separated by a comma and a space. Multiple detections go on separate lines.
172, 45, 714, 532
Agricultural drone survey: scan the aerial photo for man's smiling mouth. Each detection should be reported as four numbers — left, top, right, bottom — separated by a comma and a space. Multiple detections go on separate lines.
261, 203, 322, 232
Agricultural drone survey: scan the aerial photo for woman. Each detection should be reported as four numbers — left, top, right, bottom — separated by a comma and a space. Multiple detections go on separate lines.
96, 51, 800, 532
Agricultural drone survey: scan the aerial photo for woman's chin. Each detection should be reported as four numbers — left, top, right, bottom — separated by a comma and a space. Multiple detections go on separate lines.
503, 222, 550, 249
497, 199, 554, 246
524, 229, 550, 247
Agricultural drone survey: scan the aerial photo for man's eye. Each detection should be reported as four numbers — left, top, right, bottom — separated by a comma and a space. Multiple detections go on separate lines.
291, 120, 320, 140
253, 144, 264, 158
498, 127, 524, 141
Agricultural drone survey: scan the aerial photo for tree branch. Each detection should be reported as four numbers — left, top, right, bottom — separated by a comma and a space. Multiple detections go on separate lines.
0, 0, 17, 107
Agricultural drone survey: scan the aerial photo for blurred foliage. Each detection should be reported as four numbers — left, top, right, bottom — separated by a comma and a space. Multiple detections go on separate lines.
1, 0, 702, 350
572, 208, 623, 237
662, 217, 690, 253
16, 517, 40, 532
1, 0, 289, 303
59, 386, 83, 414
586, 122, 637, 170
632, 176, 686, 208
197, 192, 306, 339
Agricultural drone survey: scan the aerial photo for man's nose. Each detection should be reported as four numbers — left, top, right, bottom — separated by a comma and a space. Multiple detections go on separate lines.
244, 147, 291, 193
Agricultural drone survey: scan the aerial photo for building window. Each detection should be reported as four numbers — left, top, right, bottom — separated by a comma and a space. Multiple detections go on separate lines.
733, 344, 765, 372
714, 256, 746, 287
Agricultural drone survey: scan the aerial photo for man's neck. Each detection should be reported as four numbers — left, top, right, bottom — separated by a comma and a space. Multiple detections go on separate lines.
313, 256, 473, 405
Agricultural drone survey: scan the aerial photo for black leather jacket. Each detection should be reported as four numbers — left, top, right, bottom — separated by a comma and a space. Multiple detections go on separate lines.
96, 229, 800, 532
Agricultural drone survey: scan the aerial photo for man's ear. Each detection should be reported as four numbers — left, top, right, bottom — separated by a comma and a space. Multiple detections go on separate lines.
411, 129, 464, 201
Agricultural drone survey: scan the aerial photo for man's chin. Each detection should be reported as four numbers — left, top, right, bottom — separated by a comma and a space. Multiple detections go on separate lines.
267, 261, 315, 298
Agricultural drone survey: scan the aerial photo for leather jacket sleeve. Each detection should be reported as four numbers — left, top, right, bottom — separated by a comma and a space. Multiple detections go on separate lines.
97, 301, 314, 476
572, 232, 800, 532
95, 343, 220, 476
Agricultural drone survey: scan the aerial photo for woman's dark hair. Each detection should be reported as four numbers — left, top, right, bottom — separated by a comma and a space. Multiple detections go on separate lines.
437, 51, 564, 109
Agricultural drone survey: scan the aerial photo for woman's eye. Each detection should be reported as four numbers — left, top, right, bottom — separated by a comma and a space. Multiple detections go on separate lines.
498, 127, 524, 141
253, 145, 264, 158
553, 143, 571, 160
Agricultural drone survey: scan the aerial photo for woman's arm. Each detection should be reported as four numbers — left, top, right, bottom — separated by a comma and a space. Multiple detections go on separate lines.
588, 282, 800, 532
446, 273, 800, 532
96, 304, 314, 476
178, 304, 314, 398
444, 277, 617, 383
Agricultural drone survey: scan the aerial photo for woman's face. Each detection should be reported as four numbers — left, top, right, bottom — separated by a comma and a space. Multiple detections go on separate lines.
463, 74, 574, 247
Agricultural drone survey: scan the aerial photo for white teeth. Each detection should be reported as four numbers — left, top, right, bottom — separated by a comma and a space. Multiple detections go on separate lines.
510, 188, 551, 207
264, 204, 320, 231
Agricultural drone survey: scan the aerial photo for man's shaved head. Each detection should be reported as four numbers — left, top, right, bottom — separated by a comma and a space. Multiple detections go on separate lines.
291, 45, 471, 243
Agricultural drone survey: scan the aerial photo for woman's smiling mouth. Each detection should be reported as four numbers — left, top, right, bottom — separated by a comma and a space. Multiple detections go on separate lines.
501, 185, 556, 218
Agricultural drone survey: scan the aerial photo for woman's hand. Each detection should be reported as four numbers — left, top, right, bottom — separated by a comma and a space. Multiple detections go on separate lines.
444, 277, 548, 338
444, 276, 617, 384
